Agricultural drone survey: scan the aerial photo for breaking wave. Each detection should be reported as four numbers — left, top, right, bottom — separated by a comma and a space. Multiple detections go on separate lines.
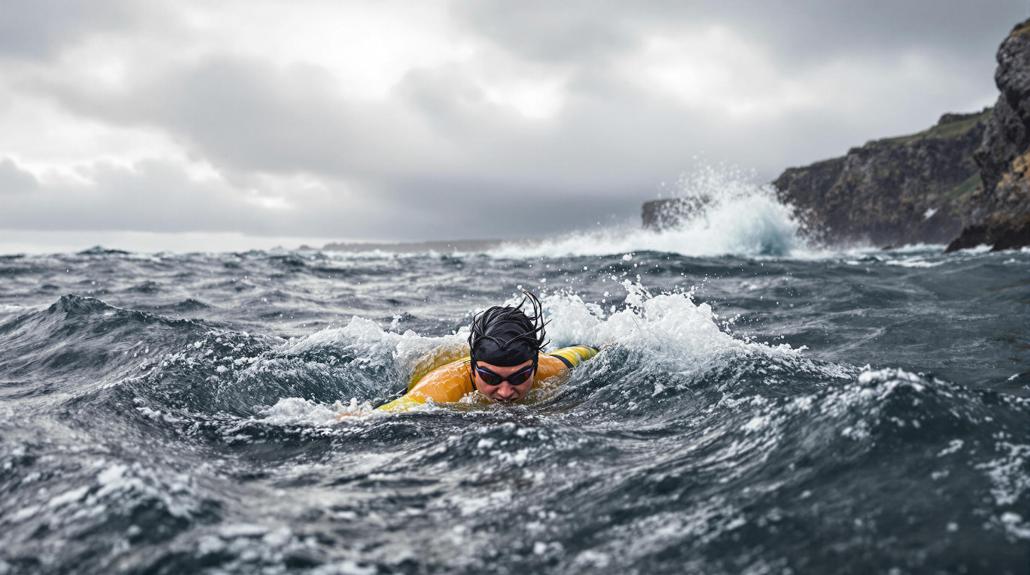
491, 166, 805, 258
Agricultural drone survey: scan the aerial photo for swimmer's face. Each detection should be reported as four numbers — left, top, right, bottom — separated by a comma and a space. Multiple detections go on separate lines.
473, 359, 535, 402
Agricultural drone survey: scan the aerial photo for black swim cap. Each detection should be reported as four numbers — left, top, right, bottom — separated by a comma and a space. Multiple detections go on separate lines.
469, 291, 548, 367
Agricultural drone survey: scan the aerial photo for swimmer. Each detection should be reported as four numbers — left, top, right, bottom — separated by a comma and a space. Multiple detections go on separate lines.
371, 291, 597, 413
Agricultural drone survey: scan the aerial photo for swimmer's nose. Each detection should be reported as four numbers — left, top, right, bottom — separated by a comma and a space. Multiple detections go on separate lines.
495, 384, 517, 401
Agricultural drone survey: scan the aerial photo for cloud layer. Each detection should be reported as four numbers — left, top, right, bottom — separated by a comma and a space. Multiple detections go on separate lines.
1, 0, 1025, 244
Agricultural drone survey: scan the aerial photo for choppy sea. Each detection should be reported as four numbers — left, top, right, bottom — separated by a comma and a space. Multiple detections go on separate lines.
1, 184, 1029, 574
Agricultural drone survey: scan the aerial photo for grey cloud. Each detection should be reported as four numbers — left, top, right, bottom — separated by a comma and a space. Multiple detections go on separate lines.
381, 175, 644, 235
711, 1, 1028, 65
35, 54, 641, 195
37, 56, 458, 180
0, 153, 640, 241
3, 2, 1025, 242
450, 1, 640, 65
0, 158, 345, 236
0, 157, 39, 193
454, 0, 1028, 68
0, 0, 138, 60
23, 42, 997, 239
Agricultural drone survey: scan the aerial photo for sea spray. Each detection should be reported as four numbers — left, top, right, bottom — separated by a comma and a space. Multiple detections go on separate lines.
491, 164, 804, 258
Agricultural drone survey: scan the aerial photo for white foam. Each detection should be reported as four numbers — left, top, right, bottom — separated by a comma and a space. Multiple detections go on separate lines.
490, 166, 805, 258
543, 282, 798, 367
258, 397, 375, 426
47, 486, 89, 508
218, 523, 270, 538
259, 397, 350, 425
857, 368, 926, 389
250, 281, 801, 423
977, 442, 1030, 507
887, 258, 943, 268
952, 244, 993, 254
1000, 512, 1030, 540
282, 315, 467, 375
878, 243, 948, 254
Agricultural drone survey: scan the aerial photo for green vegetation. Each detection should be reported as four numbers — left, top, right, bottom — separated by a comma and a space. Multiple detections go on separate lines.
877, 109, 991, 146
945, 172, 982, 204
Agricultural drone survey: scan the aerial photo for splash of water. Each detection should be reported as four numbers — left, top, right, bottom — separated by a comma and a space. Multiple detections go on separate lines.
491, 164, 805, 258
255, 280, 805, 423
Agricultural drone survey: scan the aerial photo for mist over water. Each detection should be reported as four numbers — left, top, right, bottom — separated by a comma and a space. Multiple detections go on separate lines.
1, 183, 1029, 573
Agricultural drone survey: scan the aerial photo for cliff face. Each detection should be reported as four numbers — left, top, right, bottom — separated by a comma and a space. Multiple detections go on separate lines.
642, 19, 1030, 251
947, 20, 1030, 251
642, 111, 990, 246
773, 111, 988, 246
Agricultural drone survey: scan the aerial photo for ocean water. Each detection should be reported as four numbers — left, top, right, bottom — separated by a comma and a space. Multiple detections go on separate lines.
1, 186, 1029, 574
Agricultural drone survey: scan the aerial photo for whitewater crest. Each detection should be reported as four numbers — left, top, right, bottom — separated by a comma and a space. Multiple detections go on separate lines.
252, 281, 804, 424
542, 282, 799, 363
491, 165, 806, 258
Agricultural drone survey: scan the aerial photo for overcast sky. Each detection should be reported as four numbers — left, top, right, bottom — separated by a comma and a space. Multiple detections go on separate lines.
2, 0, 1028, 250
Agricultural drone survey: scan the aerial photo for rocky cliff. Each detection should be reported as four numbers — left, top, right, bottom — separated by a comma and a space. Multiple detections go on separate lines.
773, 111, 988, 246
946, 20, 1030, 251
642, 19, 1030, 251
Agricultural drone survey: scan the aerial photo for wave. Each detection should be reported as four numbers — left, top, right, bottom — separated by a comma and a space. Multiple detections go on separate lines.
490, 166, 806, 259
247, 282, 819, 425
0, 295, 209, 389
5, 262, 1030, 572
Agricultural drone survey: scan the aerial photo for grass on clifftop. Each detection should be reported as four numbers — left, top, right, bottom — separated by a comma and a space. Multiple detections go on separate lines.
877, 109, 990, 146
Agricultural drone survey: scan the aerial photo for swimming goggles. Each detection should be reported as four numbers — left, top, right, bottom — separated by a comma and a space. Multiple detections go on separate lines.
474, 364, 535, 386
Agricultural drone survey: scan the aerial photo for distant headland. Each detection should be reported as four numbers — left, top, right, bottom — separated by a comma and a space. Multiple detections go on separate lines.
644, 18, 1030, 252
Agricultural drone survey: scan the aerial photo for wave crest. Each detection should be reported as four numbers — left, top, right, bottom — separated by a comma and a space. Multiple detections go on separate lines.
492, 165, 805, 258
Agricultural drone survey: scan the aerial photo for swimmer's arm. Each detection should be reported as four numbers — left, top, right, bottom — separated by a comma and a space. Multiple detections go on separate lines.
375, 392, 428, 413
335, 391, 429, 419
547, 345, 600, 368
373, 361, 473, 413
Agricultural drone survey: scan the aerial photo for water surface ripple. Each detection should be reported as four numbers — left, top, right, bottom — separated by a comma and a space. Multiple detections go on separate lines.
0, 246, 1028, 574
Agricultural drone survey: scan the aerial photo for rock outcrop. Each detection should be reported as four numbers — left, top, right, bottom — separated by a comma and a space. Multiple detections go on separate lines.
642, 196, 709, 231
641, 19, 1030, 251
642, 110, 990, 246
773, 111, 988, 246
946, 20, 1030, 251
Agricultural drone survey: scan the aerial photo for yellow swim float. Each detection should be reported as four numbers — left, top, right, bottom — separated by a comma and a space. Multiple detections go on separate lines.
376, 345, 598, 412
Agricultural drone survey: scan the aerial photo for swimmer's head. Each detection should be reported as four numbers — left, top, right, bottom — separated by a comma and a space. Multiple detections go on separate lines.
468, 290, 548, 402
